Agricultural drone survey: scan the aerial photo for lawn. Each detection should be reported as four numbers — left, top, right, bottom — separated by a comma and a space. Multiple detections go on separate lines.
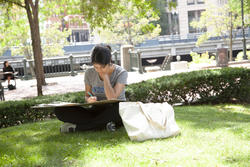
0, 104, 249, 167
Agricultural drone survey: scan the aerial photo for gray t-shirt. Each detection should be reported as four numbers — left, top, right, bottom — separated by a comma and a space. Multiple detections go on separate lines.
84, 64, 128, 101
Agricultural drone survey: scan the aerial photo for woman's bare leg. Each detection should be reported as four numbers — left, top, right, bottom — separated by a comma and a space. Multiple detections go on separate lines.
7, 76, 11, 85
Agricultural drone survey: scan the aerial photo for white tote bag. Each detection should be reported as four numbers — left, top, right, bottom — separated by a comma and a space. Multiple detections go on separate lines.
119, 102, 180, 141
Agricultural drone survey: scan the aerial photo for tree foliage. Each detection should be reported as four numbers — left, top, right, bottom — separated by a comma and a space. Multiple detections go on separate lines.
191, 0, 249, 45
190, 0, 250, 61
153, 0, 168, 35
41, 23, 71, 57
11, 23, 71, 58
0, 5, 26, 55
0, 2, 72, 57
92, 0, 161, 45
191, 2, 241, 46
153, 0, 178, 36
80, 0, 121, 28
230, 0, 250, 15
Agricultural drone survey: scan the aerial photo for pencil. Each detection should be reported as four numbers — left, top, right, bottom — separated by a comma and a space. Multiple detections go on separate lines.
87, 92, 93, 97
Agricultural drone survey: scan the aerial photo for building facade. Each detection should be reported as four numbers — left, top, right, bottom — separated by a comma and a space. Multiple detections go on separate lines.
45, 14, 91, 44
164, 0, 227, 39
63, 15, 90, 43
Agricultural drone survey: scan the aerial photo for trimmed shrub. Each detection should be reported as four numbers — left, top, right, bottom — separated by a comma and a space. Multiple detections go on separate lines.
189, 51, 215, 64
235, 50, 250, 61
0, 92, 85, 128
126, 68, 250, 104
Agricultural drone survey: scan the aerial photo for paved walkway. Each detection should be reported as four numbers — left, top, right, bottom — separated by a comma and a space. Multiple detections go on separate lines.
2, 61, 250, 101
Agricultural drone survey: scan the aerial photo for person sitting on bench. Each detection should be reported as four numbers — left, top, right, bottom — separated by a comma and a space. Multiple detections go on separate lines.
3, 61, 15, 86
54, 45, 128, 133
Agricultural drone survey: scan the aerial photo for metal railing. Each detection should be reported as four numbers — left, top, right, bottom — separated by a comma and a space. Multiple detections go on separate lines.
0, 51, 121, 79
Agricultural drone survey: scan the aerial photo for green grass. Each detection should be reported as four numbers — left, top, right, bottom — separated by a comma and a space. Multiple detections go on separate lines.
0, 104, 249, 167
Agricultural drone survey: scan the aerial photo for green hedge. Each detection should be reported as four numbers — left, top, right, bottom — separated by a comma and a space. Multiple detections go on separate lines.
0, 67, 249, 128
126, 67, 250, 104
0, 92, 85, 128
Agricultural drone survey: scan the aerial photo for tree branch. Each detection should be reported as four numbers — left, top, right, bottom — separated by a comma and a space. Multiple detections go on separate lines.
24, 0, 34, 25
27, 0, 35, 13
3, 0, 25, 8
35, 0, 39, 8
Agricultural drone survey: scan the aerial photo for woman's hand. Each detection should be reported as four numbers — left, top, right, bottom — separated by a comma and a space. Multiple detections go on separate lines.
98, 65, 110, 80
87, 96, 97, 103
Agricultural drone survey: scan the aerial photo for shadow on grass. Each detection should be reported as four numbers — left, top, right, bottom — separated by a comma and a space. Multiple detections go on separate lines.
223, 154, 250, 166
175, 105, 250, 131
41, 125, 130, 166
0, 120, 130, 167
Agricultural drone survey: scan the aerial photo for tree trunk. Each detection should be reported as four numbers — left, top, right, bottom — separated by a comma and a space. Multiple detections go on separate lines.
127, 21, 133, 45
229, 12, 233, 61
28, 60, 36, 77
25, 0, 46, 96
168, 12, 172, 35
229, 28, 233, 61
24, 47, 36, 77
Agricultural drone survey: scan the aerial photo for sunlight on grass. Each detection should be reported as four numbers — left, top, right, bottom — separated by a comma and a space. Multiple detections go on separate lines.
0, 104, 249, 167
222, 104, 248, 112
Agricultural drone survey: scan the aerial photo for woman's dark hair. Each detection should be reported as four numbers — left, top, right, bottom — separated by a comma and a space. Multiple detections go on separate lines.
91, 45, 112, 65
3, 61, 8, 68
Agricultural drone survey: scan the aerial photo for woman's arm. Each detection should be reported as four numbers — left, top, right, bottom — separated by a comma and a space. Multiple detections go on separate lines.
102, 74, 125, 100
84, 69, 97, 103
10, 66, 14, 73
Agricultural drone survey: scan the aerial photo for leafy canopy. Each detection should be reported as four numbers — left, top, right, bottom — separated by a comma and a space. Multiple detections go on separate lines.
92, 0, 161, 45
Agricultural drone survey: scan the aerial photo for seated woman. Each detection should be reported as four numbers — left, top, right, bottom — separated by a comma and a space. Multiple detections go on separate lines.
54, 45, 128, 132
3, 61, 15, 86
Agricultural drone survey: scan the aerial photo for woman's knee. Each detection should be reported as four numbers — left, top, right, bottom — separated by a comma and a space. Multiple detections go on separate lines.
54, 108, 63, 120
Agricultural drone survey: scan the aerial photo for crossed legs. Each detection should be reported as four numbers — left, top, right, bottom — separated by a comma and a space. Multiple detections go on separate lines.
54, 103, 122, 131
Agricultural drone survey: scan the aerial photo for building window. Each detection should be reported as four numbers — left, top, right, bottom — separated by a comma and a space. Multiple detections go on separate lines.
197, 0, 204, 4
69, 30, 89, 42
165, 12, 180, 35
187, 0, 195, 5
188, 11, 196, 33
171, 0, 177, 5
187, 0, 204, 5
219, 0, 227, 5
188, 10, 206, 33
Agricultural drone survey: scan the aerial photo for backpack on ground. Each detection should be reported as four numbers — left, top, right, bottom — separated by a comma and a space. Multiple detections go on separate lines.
8, 84, 16, 90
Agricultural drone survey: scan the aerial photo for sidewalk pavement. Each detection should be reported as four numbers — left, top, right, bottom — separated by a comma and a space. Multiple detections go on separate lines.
2, 61, 250, 101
